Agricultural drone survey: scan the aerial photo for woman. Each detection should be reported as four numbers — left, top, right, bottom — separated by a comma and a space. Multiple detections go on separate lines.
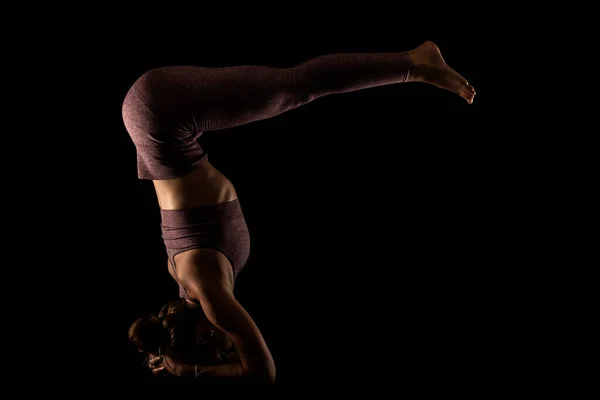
123, 41, 475, 383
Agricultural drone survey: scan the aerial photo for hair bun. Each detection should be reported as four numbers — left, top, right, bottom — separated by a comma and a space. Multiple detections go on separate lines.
128, 315, 169, 354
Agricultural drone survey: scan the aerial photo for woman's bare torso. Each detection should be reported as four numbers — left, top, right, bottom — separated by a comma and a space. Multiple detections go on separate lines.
158, 161, 239, 292
153, 160, 238, 210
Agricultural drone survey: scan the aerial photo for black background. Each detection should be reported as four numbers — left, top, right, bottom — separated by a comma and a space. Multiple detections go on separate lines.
14, 17, 528, 389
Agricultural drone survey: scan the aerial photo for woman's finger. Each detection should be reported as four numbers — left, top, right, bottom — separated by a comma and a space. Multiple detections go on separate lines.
149, 356, 163, 366
152, 366, 165, 374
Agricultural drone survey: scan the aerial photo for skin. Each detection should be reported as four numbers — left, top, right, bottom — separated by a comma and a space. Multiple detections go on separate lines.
408, 41, 476, 104
145, 41, 475, 382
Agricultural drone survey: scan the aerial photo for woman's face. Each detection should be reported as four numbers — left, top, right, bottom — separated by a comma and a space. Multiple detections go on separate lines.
194, 318, 232, 364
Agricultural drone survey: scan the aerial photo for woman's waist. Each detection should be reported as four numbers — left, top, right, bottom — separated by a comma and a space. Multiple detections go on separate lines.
156, 184, 237, 210
154, 162, 238, 210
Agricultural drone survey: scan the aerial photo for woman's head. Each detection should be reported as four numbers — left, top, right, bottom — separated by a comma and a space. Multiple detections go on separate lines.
128, 299, 229, 366
128, 299, 198, 362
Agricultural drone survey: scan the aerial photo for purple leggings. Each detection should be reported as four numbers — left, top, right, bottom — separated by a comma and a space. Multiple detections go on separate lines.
122, 52, 414, 180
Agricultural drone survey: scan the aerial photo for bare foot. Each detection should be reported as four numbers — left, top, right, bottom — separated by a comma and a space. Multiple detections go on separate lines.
408, 41, 476, 104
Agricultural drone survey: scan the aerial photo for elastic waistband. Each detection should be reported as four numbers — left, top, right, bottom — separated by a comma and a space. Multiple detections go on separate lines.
160, 199, 243, 227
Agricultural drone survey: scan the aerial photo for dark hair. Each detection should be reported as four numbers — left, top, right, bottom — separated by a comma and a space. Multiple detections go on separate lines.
128, 299, 203, 365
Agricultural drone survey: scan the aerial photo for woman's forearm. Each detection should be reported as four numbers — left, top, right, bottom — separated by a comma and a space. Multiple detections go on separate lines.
180, 362, 274, 384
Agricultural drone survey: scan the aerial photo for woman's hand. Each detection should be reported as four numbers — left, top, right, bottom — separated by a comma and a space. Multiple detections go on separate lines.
148, 354, 168, 376
148, 353, 190, 377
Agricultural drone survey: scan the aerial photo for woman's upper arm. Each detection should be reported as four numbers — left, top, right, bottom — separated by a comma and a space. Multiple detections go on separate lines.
183, 269, 276, 380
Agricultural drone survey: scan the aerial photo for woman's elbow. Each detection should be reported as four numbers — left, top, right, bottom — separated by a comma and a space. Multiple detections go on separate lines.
248, 363, 276, 384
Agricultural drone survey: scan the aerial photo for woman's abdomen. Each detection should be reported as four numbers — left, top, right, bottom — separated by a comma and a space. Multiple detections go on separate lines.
153, 161, 238, 210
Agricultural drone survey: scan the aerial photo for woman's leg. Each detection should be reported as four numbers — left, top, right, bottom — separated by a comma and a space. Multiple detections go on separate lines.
142, 41, 474, 134
123, 41, 475, 182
